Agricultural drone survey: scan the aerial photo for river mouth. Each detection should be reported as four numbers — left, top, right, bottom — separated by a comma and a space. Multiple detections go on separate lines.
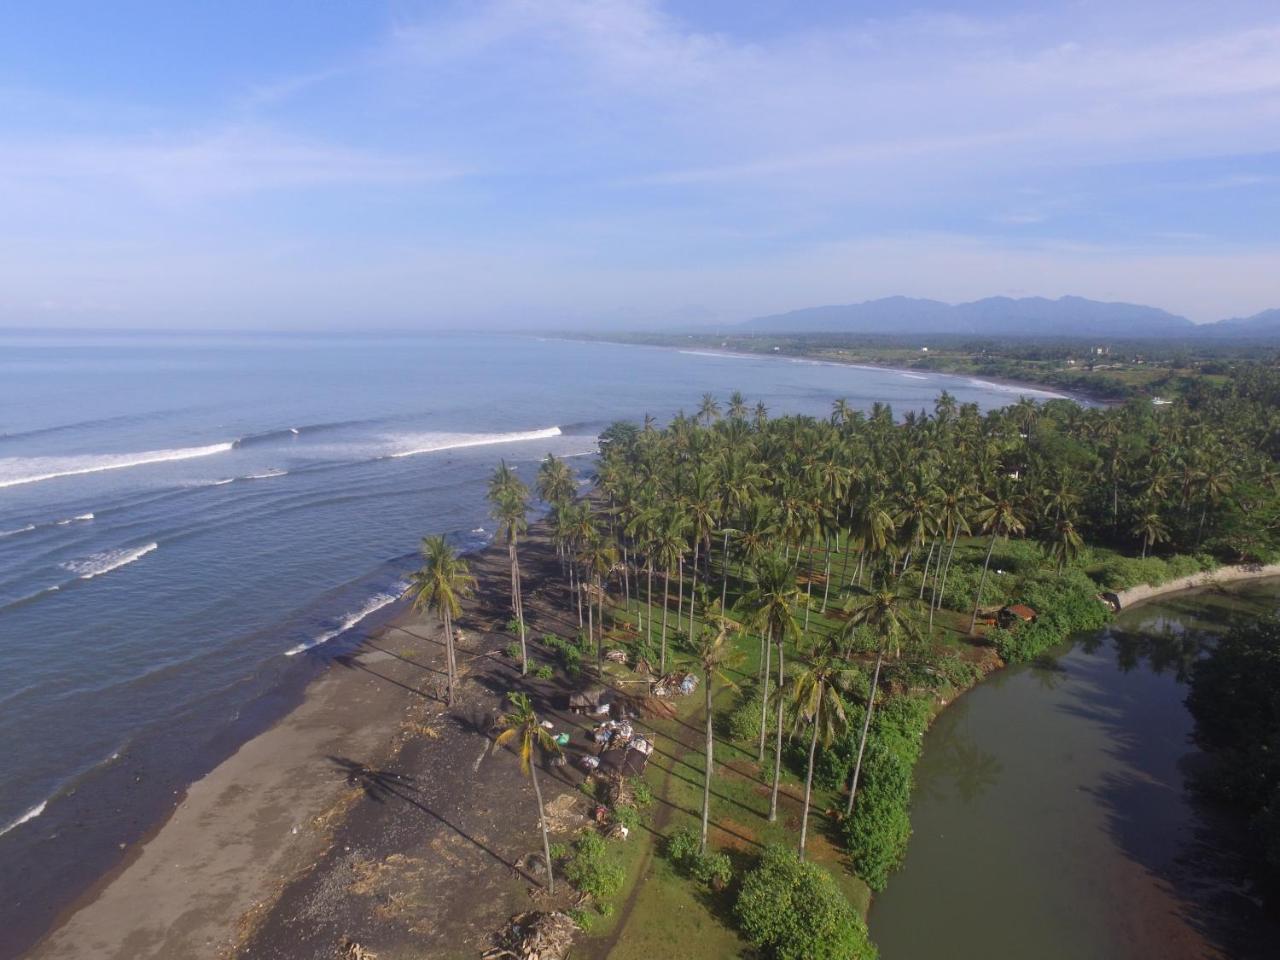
868, 581, 1280, 960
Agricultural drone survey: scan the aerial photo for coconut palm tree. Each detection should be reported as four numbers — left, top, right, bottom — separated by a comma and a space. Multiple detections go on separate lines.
651, 509, 688, 673
842, 590, 919, 815
740, 552, 800, 821
1048, 517, 1084, 573
489, 464, 531, 674
683, 605, 744, 854
1130, 505, 1169, 559
409, 535, 476, 706
969, 483, 1028, 635
537, 453, 576, 508
789, 637, 854, 859
492, 692, 562, 892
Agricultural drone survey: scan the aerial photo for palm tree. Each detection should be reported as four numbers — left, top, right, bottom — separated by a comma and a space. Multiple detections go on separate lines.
842, 591, 918, 815
968, 484, 1028, 635
582, 533, 618, 676
489, 464, 531, 674
537, 453, 576, 507
409, 535, 476, 706
1130, 506, 1169, 558
1049, 517, 1084, 573
740, 552, 800, 821
651, 509, 688, 673
684, 606, 744, 854
790, 638, 853, 859
492, 693, 562, 892
697, 393, 722, 425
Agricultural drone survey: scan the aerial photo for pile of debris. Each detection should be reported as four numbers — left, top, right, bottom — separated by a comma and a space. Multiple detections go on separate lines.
482, 911, 578, 960
653, 671, 699, 698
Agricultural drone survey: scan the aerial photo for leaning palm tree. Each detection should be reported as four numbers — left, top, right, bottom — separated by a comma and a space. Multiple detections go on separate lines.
492, 692, 562, 892
409, 535, 476, 706
842, 591, 919, 816
683, 604, 744, 854
789, 638, 854, 859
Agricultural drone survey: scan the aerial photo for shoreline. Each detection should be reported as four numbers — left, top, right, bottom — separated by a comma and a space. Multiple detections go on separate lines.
22, 594, 437, 960
549, 334, 1097, 406
17, 518, 518, 960
1114, 562, 1280, 610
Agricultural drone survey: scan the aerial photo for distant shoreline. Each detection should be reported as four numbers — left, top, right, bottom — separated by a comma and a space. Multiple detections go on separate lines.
551, 334, 1095, 406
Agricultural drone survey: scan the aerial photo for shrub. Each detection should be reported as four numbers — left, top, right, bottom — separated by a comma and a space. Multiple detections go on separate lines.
505, 641, 522, 660
664, 825, 701, 867
840, 742, 913, 890
563, 831, 625, 902
533, 664, 554, 680
630, 778, 653, 807
612, 803, 641, 831
690, 850, 733, 889
994, 568, 1112, 663
506, 617, 522, 635
734, 845, 876, 960
724, 687, 775, 743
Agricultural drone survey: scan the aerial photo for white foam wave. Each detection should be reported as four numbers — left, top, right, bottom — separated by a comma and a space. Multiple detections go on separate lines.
289, 427, 299, 435
285, 584, 406, 656
966, 378, 1066, 399
0, 524, 36, 538
242, 469, 288, 480
62, 542, 158, 580
56, 513, 95, 525
900, 373, 929, 381
0, 442, 235, 489
386, 426, 562, 459
0, 800, 47, 837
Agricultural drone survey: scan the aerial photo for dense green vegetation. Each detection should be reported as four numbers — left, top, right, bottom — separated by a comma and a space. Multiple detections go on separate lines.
1187, 614, 1280, 898
476, 364, 1280, 953
581, 330, 1280, 402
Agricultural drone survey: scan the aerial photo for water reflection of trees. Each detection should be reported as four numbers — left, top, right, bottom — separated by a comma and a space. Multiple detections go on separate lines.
916, 703, 1004, 806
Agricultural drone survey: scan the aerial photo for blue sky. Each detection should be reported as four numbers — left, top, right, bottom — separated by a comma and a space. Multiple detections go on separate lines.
2, 0, 1278, 328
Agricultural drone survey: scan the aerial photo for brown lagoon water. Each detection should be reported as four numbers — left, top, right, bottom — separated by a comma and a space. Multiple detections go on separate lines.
869, 581, 1280, 960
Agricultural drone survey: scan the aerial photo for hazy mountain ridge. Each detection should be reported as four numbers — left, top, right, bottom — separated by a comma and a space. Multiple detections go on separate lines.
744, 296, 1280, 338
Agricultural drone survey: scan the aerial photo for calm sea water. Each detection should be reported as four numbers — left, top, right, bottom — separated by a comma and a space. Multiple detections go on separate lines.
0, 330, 1055, 950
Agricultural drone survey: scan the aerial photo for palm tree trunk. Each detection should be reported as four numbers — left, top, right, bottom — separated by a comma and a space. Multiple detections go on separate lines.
646, 563, 654, 648
660, 568, 671, 674
799, 707, 821, 860
768, 639, 785, 823
821, 543, 832, 613
512, 540, 528, 676
968, 533, 999, 635
720, 530, 730, 610
587, 585, 596, 676
689, 540, 699, 637
846, 647, 883, 816
443, 607, 455, 706
700, 670, 714, 855
936, 526, 961, 612
757, 626, 772, 764
802, 577, 813, 640
918, 539, 937, 600
529, 758, 555, 894
676, 557, 685, 633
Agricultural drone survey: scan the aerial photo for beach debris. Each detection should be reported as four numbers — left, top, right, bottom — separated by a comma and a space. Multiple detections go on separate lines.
340, 938, 378, 959
578, 754, 600, 772
540, 720, 554, 729
653, 671, 698, 697
553, 732, 571, 747
543, 792, 587, 833
482, 910, 578, 960
604, 648, 628, 664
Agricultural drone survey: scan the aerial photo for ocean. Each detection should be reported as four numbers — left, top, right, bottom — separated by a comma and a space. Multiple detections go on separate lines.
0, 330, 1061, 946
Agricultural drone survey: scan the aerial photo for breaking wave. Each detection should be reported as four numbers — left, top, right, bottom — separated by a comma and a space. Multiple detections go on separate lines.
0, 524, 36, 538
0, 800, 47, 838
285, 585, 406, 656
385, 426, 562, 460
56, 513, 95, 525
0, 443, 234, 489
61, 542, 158, 580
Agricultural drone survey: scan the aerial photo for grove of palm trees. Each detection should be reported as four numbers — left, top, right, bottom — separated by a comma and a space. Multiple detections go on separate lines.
472, 369, 1280, 958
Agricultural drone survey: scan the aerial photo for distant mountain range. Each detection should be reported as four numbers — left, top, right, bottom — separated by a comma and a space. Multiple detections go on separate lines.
742, 296, 1280, 339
